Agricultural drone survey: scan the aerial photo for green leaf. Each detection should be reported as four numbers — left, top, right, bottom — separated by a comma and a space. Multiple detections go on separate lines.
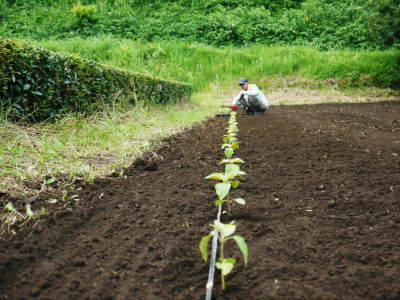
213, 220, 236, 240
226, 171, 246, 181
215, 182, 231, 200
228, 137, 237, 144
25, 203, 33, 217
205, 173, 225, 181
231, 180, 240, 189
232, 235, 248, 265
199, 234, 212, 262
225, 164, 239, 174
46, 177, 56, 185
230, 141, 239, 150
224, 147, 233, 158
23, 84, 31, 91
216, 258, 236, 275
220, 158, 244, 165
231, 158, 244, 164
233, 198, 245, 205
225, 258, 237, 265
214, 199, 225, 206
4, 202, 16, 212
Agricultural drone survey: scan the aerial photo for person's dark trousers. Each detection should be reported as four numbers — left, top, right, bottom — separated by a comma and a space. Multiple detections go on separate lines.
238, 96, 267, 114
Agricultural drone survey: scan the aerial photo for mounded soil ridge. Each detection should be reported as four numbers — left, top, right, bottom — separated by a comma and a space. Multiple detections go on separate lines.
1, 102, 399, 299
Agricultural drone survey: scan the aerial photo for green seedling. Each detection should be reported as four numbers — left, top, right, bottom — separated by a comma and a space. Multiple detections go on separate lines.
214, 181, 245, 213
214, 197, 245, 213
224, 147, 234, 158
226, 125, 238, 133
213, 181, 245, 212
205, 163, 246, 184
221, 142, 239, 151
206, 164, 246, 212
223, 133, 237, 143
199, 220, 248, 291
220, 157, 245, 164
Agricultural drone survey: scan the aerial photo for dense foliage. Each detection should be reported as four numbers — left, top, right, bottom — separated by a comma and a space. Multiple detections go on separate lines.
0, 0, 399, 50
0, 38, 193, 121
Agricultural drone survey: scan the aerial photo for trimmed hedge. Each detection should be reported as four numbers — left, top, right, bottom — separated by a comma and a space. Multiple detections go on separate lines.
0, 38, 193, 121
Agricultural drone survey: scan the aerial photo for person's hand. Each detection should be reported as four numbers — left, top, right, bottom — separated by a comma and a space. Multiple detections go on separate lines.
231, 104, 238, 111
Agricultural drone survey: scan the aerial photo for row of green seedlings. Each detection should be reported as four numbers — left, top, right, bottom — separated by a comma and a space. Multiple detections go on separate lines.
199, 111, 249, 291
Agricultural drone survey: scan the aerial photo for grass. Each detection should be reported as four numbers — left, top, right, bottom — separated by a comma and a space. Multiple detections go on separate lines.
0, 92, 221, 197
31, 37, 400, 91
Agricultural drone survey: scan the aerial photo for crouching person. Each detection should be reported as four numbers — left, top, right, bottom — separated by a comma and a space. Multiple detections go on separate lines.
231, 78, 269, 114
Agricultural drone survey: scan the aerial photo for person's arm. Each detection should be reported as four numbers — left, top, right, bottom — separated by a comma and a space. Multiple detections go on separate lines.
232, 90, 244, 105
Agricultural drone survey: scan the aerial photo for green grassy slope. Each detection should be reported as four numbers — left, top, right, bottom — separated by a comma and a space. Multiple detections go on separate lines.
33, 37, 400, 90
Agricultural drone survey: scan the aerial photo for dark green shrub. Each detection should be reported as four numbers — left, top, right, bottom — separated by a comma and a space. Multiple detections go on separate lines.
0, 38, 193, 121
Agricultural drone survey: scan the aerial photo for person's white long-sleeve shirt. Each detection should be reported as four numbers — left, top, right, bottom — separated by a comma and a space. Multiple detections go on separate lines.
232, 84, 269, 107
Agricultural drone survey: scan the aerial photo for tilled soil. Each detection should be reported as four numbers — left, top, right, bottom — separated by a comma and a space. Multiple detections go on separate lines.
1, 102, 400, 300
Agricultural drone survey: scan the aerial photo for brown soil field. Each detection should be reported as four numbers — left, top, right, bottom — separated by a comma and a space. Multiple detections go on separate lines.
1, 102, 399, 299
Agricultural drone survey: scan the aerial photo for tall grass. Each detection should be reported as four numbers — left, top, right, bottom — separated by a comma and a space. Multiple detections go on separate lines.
33, 37, 400, 90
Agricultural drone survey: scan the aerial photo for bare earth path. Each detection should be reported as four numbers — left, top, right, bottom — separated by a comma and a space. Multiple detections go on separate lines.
1, 102, 399, 299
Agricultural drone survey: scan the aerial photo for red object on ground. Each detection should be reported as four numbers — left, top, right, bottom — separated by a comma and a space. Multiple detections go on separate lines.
231, 104, 237, 111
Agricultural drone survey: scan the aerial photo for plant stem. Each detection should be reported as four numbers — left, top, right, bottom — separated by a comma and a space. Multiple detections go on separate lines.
221, 271, 225, 291
220, 240, 225, 291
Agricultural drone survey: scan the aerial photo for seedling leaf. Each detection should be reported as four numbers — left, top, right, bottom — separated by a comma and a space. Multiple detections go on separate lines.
233, 198, 245, 205
232, 235, 248, 265
205, 173, 225, 181
214, 199, 225, 206
225, 164, 239, 174
220, 158, 244, 165
228, 137, 237, 144
216, 258, 236, 275
215, 182, 231, 200
231, 180, 240, 189
214, 220, 236, 240
230, 142, 239, 150
199, 234, 212, 262
224, 148, 233, 158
